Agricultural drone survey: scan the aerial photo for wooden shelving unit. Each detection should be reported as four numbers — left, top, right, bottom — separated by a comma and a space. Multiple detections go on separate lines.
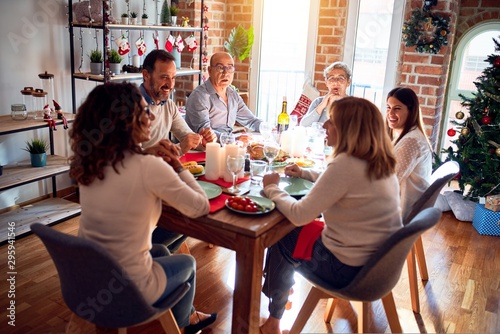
0, 114, 81, 243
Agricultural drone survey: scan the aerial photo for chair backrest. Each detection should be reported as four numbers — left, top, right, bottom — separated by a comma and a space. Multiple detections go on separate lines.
299, 207, 442, 302
403, 161, 460, 224
30, 223, 188, 329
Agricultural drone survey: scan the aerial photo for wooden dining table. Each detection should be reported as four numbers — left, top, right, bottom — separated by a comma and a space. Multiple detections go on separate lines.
158, 182, 295, 334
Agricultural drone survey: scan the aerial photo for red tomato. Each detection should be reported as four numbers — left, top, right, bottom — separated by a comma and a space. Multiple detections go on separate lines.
237, 204, 245, 211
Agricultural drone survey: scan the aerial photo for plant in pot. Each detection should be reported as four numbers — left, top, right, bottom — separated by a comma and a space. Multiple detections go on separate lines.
108, 49, 123, 75
130, 11, 138, 25
160, 0, 171, 26
141, 13, 148, 25
88, 49, 103, 75
23, 138, 49, 167
121, 12, 129, 25
224, 24, 255, 61
170, 5, 180, 26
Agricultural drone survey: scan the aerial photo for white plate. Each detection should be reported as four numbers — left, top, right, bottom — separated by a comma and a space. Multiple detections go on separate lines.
286, 158, 315, 168
196, 181, 222, 200
225, 195, 275, 215
279, 177, 314, 196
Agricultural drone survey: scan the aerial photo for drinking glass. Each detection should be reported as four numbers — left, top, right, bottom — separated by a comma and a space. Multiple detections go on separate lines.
220, 133, 236, 147
263, 140, 280, 172
250, 160, 267, 184
226, 155, 245, 194
259, 122, 273, 140
290, 115, 298, 129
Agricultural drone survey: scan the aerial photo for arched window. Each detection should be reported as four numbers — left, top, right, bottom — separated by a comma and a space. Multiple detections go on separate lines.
438, 23, 500, 153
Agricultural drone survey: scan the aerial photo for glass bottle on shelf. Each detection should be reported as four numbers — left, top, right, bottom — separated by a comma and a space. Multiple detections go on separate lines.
21, 86, 35, 119
11, 104, 28, 120
32, 88, 48, 120
277, 96, 289, 133
39, 71, 55, 104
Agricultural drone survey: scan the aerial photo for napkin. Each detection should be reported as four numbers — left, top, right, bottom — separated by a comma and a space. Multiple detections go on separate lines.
292, 219, 325, 260
199, 175, 249, 188
180, 152, 206, 163
209, 193, 231, 213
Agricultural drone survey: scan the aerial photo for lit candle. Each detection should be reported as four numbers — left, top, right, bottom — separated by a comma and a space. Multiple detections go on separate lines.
132, 55, 140, 68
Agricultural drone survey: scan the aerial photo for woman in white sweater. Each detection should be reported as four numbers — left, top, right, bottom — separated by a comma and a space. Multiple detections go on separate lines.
386, 87, 433, 221
259, 97, 403, 334
69, 83, 216, 334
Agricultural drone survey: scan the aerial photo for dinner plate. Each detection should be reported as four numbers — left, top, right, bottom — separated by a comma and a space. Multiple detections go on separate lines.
192, 170, 205, 178
197, 180, 222, 200
225, 195, 275, 215
279, 177, 314, 196
286, 158, 315, 168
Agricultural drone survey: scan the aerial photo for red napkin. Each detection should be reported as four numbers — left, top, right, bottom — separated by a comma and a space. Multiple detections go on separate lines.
209, 193, 231, 213
199, 175, 249, 188
292, 219, 325, 260
180, 152, 206, 163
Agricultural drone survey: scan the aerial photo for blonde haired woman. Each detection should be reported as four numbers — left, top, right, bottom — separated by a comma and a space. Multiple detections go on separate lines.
260, 97, 403, 334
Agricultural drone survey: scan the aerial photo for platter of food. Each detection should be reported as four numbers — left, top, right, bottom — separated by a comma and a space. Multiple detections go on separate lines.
196, 181, 222, 200
286, 158, 315, 168
225, 195, 275, 215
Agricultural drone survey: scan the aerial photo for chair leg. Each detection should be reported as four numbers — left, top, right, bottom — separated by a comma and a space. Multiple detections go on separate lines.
407, 248, 420, 313
178, 241, 191, 255
350, 301, 369, 333
157, 309, 182, 334
414, 236, 429, 281
381, 292, 402, 333
289, 286, 326, 334
324, 297, 338, 322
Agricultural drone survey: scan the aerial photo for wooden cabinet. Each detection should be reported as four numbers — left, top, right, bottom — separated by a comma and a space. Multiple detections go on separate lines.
0, 115, 81, 242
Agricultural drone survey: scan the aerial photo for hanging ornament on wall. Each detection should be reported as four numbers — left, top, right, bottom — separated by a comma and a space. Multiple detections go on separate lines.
455, 111, 464, 119
447, 128, 456, 137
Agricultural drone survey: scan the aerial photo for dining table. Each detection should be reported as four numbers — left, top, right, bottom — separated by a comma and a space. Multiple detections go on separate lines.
158, 180, 296, 334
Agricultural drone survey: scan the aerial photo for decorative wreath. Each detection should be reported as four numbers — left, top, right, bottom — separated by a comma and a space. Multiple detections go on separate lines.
402, 8, 450, 54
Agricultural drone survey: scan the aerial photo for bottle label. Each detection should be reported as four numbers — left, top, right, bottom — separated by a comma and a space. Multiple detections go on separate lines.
277, 124, 289, 133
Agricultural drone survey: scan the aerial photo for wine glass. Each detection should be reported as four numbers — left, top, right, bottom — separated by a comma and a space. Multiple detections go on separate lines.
263, 140, 280, 173
259, 122, 273, 140
226, 154, 245, 194
220, 133, 236, 147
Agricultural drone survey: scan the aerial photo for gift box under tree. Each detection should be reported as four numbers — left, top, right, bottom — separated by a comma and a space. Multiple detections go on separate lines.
472, 204, 500, 236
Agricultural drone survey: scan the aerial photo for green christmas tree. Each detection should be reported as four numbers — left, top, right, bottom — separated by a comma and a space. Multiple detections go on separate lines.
443, 37, 500, 201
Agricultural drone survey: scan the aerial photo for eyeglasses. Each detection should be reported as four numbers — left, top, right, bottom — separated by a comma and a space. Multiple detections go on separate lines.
327, 76, 347, 84
213, 64, 235, 73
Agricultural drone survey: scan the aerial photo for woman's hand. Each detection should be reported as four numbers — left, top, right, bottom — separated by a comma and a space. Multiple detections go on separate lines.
284, 163, 302, 178
263, 172, 280, 187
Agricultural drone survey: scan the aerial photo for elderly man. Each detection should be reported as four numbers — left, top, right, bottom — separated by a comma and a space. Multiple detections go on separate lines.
141, 49, 215, 156
185, 52, 262, 140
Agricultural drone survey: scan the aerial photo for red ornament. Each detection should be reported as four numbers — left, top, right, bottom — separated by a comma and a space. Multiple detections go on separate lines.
447, 128, 456, 137
494, 56, 500, 67
482, 115, 492, 125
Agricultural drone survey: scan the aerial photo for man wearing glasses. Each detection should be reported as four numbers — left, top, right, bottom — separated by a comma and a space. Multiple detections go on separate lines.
185, 52, 262, 140
300, 61, 352, 127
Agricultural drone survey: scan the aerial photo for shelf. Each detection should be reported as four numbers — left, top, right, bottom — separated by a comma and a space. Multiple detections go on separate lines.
0, 197, 81, 243
0, 155, 71, 192
0, 114, 75, 136
72, 68, 201, 82
72, 21, 202, 32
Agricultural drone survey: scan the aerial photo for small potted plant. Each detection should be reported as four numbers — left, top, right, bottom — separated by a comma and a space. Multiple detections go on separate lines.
121, 12, 129, 25
88, 49, 103, 75
108, 49, 122, 74
141, 13, 148, 25
130, 12, 138, 25
170, 5, 179, 26
23, 138, 49, 167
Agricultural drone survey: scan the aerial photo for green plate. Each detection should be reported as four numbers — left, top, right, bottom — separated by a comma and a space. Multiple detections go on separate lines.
196, 181, 222, 200
279, 177, 314, 196
225, 195, 275, 215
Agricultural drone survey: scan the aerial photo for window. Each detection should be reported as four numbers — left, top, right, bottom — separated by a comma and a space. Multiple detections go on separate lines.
439, 23, 500, 153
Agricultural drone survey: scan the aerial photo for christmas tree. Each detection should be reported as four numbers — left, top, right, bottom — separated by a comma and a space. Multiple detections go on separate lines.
443, 36, 500, 201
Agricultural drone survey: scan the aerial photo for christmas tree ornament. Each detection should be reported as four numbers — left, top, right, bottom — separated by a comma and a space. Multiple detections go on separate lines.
455, 111, 464, 119
115, 35, 130, 56
494, 56, 500, 67
496, 148, 500, 157
447, 128, 456, 137
135, 35, 147, 56
482, 115, 492, 125
461, 127, 469, 136
483, 107, 488, 114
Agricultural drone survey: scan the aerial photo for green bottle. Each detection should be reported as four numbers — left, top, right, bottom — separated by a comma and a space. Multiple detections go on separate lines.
277, 96, 289, 133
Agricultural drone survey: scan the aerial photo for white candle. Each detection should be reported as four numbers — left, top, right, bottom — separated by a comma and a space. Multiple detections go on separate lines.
219, 146, 226, 178
205, 142, 220, 180
292, 126, 307, 157
132, 55, 140, 68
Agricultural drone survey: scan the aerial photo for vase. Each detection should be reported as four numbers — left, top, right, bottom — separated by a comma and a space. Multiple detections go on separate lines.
31, 153, 47, 167
90, 62, 102, 75
130, 18, 137, 25
171, 48, 181, 69
171, 16, 177, 26
121, 17, 128, 25
142, 18, 148, 25
109, 63, 121, 75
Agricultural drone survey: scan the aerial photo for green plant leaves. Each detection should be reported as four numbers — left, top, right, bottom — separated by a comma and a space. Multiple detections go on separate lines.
224, 25, 254, 61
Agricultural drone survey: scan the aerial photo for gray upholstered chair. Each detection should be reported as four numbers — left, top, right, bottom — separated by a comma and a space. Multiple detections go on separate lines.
403, 160, 459, 313
289, 208, 442, 334
30, 222, 190, 334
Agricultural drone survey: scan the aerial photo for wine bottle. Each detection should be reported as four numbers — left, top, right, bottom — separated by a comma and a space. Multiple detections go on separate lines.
277, 96, 289, 133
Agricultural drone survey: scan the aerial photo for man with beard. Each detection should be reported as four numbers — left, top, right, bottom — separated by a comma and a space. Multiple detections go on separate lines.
140, 50, 215, 157
185, 52, 262, 140
140, 50, 215, 253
